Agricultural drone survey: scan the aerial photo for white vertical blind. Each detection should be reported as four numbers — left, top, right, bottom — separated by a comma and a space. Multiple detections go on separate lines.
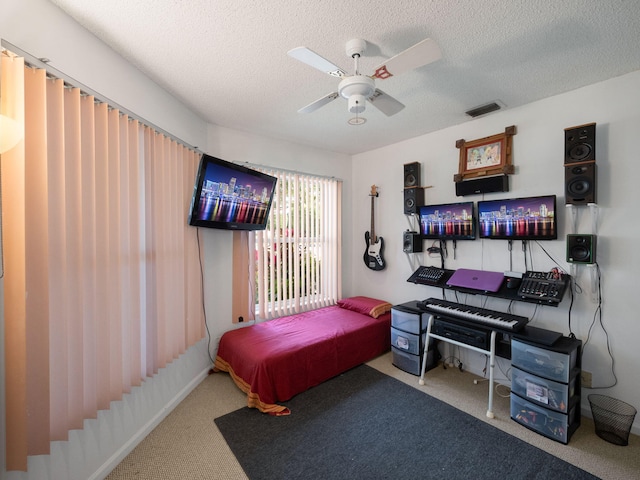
253, 169, 341, 320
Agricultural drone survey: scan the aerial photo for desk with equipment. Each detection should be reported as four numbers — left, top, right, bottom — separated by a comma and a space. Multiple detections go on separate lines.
406, 266, 569, 306
397, 266, 580, 443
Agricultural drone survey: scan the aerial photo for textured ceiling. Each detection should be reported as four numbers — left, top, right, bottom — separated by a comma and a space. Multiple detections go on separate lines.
49, 0, 640, 155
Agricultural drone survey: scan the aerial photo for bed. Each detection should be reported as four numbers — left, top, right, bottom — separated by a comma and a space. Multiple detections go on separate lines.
213, 296, 392, 415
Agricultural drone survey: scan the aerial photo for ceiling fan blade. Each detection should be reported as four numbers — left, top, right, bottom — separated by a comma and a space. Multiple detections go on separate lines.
288, 47, 347, 77
298, 92, 340, 113
368, 89, 405, 116
371, 38, 442, 80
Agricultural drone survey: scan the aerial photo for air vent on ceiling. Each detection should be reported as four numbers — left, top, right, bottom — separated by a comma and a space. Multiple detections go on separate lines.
465, 101, 503, 118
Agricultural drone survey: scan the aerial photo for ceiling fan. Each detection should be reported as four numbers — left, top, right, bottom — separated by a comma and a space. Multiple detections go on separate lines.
288, 38, 441, 121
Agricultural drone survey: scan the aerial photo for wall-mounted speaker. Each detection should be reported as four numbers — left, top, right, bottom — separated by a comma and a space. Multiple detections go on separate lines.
565, 163, 596, 205
455, 175, 509, 196
404, 162, 421, 188
403, 231, 422, 253
404, 187, 424, 215
565, 123, 596, 165
566, 234, 597, 264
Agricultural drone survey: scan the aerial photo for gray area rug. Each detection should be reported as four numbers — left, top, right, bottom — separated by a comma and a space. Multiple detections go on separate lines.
215, 364, 599, 480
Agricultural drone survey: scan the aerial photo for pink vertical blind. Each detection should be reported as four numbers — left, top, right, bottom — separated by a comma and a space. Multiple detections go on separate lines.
1, 52, 205, 471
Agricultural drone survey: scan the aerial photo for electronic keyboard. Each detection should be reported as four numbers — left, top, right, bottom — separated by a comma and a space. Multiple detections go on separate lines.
417, 297, 529, 332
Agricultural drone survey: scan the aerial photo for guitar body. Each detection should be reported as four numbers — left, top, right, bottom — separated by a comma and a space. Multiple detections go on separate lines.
364, 231, 386, 270
364, 185, 386, 271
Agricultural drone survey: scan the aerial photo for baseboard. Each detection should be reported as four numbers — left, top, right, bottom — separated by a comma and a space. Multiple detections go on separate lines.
89, 365, 211, 480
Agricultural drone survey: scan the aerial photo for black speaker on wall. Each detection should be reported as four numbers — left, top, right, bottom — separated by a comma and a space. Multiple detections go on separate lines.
565, 123, 596, 164
566, 234, 597, 264
565, 163, 597, 205
404, 162, 421, 187
404, 188, 424, 215
455, 175, 509, 196
403, 231, 423, 253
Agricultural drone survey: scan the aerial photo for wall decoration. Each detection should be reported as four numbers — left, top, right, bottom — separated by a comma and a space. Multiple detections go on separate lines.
364, 185, 385, 271
454, 126, 516, 181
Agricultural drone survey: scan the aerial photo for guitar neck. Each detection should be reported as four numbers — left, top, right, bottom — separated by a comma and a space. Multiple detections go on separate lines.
370, 195, 376, 243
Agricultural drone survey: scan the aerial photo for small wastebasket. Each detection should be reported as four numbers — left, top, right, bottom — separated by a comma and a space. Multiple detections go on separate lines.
588, 394, 637, 446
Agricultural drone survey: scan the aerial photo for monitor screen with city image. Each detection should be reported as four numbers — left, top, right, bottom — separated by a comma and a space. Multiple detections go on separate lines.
477, 194, 557, 240
188, 154, 277, 231
418, 201, 476, 240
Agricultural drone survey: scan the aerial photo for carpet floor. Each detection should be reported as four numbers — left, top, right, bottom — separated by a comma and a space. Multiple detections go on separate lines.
215, 364, 598, 480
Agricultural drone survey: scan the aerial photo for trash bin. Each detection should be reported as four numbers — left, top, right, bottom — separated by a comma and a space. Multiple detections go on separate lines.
588, 394, 637, 446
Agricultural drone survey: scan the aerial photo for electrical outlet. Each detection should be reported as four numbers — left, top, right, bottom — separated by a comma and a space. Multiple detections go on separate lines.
581, 371, 592, 388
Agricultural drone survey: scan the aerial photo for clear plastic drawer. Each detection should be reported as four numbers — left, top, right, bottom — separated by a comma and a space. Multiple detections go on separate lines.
511, 338, 577, 383
391, 307, 424, 334
391, 346, 437, 376
511, 366, 575, 413
392, 326, 429, 355
511, 393, 576, 444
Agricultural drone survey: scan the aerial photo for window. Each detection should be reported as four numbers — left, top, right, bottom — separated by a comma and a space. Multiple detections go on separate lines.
252, 168, 341, 319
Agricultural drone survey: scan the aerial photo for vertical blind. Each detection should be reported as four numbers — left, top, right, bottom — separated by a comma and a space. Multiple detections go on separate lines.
1, 53, 205, 471
253, 168, 341, 319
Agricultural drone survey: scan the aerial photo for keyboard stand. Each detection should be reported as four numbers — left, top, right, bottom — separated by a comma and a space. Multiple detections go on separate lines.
419, 315, 497, 419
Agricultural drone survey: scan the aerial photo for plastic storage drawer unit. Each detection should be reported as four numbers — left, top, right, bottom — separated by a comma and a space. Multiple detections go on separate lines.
391, 302, 438, 376
510, 336, 582, 444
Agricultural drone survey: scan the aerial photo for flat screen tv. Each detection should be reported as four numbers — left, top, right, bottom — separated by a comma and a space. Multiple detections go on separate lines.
418, 201, 476, 240
477, 194, 557, 240
188, 154, 277, 231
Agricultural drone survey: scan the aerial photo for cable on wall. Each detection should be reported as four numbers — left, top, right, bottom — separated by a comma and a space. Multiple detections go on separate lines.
196, 228, 216, 367
582, 263, 618, 390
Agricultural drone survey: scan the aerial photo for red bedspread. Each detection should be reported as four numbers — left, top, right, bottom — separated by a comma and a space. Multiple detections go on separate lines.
214, 304, 391, 415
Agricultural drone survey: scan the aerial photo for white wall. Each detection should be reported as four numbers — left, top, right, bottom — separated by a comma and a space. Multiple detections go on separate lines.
351, 70, 640, 434
2, 1, 639, 478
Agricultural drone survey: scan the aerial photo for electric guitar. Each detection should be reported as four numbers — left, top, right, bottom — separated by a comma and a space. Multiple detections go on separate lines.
364, 185, 386, 270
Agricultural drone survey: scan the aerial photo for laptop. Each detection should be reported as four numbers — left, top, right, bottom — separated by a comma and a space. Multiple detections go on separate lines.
446, 268, 505, 292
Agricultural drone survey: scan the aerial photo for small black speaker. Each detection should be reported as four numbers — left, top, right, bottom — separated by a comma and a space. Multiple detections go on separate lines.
565, 163, 596, 205
403, 231, 422, 253
404, 162, 421, 188
455, 175, 509, 196
404, 187, 424, 214
566, 234, 597, 264
565, 123, 596, 164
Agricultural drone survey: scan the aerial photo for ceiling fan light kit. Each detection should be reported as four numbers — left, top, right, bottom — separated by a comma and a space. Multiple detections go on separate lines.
339, 75, 375, 114
348, 94, 366, 114
288, 37, 441, 122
